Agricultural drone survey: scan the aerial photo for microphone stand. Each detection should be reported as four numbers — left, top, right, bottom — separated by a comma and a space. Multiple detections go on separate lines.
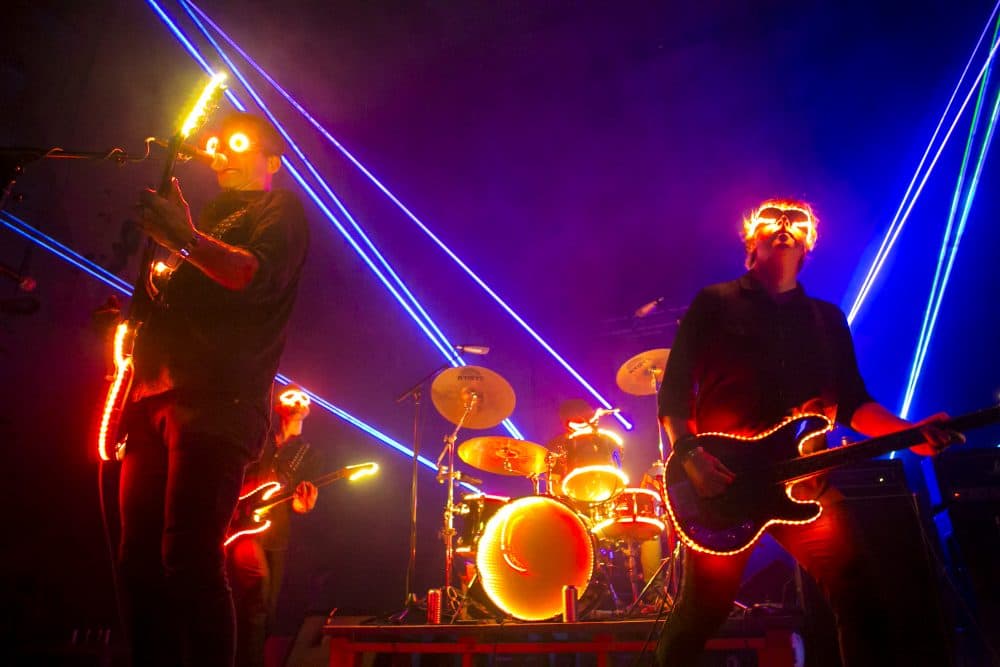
393, 363, 450, 620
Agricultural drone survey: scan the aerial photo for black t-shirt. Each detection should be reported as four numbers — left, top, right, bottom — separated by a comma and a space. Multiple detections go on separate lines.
132, 189, 309, 409
243, 434, 321, 551
658, 272, 873, 438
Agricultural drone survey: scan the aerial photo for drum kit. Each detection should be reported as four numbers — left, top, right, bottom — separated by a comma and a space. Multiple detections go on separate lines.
422, 349, 679, 622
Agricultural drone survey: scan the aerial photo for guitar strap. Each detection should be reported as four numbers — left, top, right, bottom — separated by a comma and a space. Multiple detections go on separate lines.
795, 297, 836, 499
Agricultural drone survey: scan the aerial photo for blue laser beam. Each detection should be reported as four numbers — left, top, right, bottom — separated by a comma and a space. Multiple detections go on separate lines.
900, 52, 1000, 418
847, 0, 1000, 325
155, 0, 527, 437
176, 0, 629, 430
174, 0, 462, 368
1, 212, 133, 294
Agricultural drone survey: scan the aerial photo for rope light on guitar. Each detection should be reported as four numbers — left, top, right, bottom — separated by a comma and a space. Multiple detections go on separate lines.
224, 462, 379, 546
97, 71, 227, 462
661, 406, 998, 556
661, 413, 834, 557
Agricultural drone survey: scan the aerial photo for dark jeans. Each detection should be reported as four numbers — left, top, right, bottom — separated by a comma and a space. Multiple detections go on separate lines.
227, 538, 287, 667
119, 393, 266, 667
655, 487, 891, 667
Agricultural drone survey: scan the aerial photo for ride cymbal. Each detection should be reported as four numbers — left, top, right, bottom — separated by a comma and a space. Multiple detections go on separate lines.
457, 436, 549, 476
430, 365, 516, 429
615, 348, 670, 396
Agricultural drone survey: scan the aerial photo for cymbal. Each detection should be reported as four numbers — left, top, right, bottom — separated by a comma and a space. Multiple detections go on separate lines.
458, 436, 549, 476
615, 348, 670, 396
430, 365, 516, 429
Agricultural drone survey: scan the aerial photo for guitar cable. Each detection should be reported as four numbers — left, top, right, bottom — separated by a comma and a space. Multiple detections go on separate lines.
97, 459, 128, 644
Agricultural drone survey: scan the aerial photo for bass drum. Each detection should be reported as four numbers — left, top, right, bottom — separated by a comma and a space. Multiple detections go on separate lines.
475, 495, 594, 621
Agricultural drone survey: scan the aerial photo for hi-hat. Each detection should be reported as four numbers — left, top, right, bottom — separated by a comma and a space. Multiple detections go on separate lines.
430, 365, 516, 429
457, 436, 549, 476
615, 348, 670, 396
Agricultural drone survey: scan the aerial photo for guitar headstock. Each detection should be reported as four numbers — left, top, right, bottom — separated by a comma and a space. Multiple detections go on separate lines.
178, 71, 227, 140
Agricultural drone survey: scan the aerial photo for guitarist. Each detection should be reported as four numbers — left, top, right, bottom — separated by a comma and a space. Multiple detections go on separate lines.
653, 199, 961, 667
120, 111, 309, 667
228, 384, 319, 667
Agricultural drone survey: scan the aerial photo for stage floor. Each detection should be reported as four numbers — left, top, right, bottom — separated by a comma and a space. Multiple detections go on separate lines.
323, 615, 803, 666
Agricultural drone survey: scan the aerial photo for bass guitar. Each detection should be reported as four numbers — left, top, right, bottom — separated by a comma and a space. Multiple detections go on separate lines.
662, 406, 1000, 556
224, 461, 379, 546
96, 72, 227, 461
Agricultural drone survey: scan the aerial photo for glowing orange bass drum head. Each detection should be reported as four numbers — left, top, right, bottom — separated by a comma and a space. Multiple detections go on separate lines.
475, 495, 595, 621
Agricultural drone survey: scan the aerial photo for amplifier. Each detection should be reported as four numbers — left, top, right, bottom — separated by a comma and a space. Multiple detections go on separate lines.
827, 458, 910, 497
932, 447, 1000, 505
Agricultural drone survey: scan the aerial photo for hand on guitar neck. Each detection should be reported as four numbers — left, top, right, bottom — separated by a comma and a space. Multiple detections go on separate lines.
292, 480, 318, 513
850, 403, 965, 457
138, 176, 197, 253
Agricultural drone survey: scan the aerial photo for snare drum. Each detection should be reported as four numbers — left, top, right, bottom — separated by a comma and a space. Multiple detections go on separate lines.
592, 488, 665, 541
455, 493, 509, 555
557, 429, 627, 504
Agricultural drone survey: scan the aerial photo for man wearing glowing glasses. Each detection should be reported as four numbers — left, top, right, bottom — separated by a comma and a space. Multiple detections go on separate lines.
122, 111, 309, 666
228, 385, 319, 667
654, 199, 959, 667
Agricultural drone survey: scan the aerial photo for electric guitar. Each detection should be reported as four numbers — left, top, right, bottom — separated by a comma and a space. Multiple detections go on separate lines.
224, 462, 379, 546
96, 73, 226, 461
662, 406, 1000, 556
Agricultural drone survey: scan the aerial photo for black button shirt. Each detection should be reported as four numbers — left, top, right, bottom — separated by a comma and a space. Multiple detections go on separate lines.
658, 273, 872, 438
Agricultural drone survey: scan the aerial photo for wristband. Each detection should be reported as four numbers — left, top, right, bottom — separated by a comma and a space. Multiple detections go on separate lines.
672, 433, 700, 458
178, 231, 201, 259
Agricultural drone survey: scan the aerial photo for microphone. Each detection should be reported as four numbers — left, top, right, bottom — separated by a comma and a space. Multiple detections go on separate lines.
0, 261, 35, 291
149, 137, 229, 171
455, 344, 490, 355
634, 297, 664, 318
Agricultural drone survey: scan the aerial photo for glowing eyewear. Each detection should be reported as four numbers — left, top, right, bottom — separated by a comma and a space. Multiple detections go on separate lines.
745, 206, 817, 249
278, 388, 311, 409
204, 131, 255, 155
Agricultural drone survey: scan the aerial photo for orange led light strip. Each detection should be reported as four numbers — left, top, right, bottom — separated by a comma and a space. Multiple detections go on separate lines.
223, 481, 282, 546
662, 413, 833, 557
97, 322, 134, 461
561, 465, 629, 499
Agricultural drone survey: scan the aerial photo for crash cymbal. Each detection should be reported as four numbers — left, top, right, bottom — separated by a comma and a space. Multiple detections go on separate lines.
458, 436, 549, 476
431, 365, 516, 429
615, 348, 670, 396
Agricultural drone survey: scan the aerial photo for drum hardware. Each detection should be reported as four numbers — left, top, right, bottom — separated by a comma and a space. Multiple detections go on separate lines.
429, 366, 516, 610
615, 348, 670, 460
393, 362, 452, 615
625, 540, 682, 616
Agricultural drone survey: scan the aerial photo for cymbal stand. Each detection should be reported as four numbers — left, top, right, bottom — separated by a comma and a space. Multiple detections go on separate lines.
626, 539, 681, 616
394, 363, 449, 615
435, 393, 478, 599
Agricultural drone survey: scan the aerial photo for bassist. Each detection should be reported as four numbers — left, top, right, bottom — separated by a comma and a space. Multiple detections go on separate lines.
654, 199, 960, 667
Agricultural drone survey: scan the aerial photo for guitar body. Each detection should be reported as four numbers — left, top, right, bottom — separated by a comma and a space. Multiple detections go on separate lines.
97, 321, 138, 461
225, 481, 283, 546
223, 463, 378, 547
663, 414, 831, 555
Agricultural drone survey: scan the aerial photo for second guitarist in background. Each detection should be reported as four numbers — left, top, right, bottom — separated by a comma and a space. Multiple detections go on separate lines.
228, 385, 320, 667
654, 199, 960, 667
121, 111, 309, 667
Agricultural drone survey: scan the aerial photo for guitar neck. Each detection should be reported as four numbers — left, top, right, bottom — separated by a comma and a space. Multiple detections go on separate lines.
252, 468, 352, 513
773, 406, 1000, 483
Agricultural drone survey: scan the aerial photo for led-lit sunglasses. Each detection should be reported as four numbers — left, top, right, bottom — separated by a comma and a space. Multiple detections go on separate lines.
278, 388, 311, 410
204, 131, 254, 155
745, 206, 817, 249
